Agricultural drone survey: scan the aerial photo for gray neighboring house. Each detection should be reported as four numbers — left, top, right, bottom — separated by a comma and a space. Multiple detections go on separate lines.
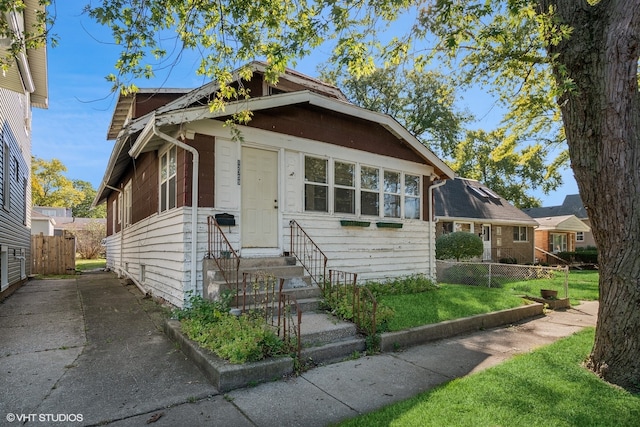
0, 2, 48, 300
522, 194, 595, 249
434, 177, 538, 264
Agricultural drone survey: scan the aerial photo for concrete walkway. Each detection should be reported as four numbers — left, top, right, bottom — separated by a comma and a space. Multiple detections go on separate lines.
0, 272, 598, 426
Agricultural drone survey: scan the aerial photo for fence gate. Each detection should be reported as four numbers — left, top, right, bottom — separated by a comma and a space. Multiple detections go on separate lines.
31, 232, 76, 275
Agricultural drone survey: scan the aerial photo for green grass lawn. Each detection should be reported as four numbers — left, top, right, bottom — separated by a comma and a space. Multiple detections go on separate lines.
380, 285, 527, 331
504, 270, 599, 305
75, 258, 107, 271
337, 328, 640, 427
375, 271, 599, 332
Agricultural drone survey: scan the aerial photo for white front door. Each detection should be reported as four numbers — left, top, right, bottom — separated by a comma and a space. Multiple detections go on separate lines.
241, 147, 279, 248
482, 224, 492, 261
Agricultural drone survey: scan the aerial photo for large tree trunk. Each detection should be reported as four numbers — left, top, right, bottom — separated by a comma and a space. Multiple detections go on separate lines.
540, 0, 640, 392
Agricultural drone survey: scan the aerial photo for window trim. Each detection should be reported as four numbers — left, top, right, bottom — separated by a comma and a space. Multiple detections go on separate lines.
123, 180, 132, 227
304, 155, 329, 212
159, 145, 177, 213
576, 231, 584, 242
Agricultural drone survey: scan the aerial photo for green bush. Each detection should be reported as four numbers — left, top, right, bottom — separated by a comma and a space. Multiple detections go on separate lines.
365, 274, 438, 296
436, 232, 483, 261
557, 250, 598, 264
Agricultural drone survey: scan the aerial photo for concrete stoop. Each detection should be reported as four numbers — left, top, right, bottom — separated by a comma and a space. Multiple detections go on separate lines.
163, 302, 545, 393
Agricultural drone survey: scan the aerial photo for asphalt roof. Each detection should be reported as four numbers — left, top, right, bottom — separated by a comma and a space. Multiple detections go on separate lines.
521, 194, 587, 219
434, 178, 538, 225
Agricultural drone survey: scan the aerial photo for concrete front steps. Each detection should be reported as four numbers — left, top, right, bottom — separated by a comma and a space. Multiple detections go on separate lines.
203, 255, 366, 365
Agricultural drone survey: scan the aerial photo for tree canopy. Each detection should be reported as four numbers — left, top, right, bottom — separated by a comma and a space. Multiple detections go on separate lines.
31, 157, 105, 218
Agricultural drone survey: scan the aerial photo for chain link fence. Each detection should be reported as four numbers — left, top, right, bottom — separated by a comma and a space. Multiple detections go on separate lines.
436, 260, 569, 299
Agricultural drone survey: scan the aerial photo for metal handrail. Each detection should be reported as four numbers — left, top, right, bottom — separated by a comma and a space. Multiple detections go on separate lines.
238, 273, 302, 359
207, 216, 240, 290
535, 246, 570, 265
327, 269, 378, 337
289, 220, 328, 287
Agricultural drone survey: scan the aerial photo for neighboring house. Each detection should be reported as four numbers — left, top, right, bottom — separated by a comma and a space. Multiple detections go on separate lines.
433, 178, 538, 264
521, 214, 591, 264
0, 2, 48, 300
32, 206, 106, 236
522, 194, 595, 249
94, 62, 455, 307
31, 211, 55, 236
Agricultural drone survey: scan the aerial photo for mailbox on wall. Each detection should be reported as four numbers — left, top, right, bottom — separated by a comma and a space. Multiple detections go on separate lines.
214, 213, 236, 226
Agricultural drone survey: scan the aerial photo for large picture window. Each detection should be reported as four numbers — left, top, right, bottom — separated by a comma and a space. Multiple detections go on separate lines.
305, 156, 328, 212
304, 156, 421, 219
160, 146, 177, 212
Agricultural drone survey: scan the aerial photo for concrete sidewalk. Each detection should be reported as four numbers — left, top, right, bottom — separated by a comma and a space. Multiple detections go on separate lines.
0, 272, 597, 427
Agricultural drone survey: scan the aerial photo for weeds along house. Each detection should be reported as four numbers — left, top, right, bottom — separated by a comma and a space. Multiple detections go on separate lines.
94, 62, 455, 307
0, 2, 48, 300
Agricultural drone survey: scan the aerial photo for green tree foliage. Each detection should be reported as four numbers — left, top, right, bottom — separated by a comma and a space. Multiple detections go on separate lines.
325, 66, 561, 208
321, 66, 471, 158
452, 129, 567, 208
0, 0, 54, 73
72, 180, 106, 218
31, 157, 84, 208
436, 232, 484, 261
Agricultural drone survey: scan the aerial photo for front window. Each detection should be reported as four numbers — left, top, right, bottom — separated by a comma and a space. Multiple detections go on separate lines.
404, 174, 420, 219
305, 157, 328, 212
334, 161, 355, 214
455, 222, 473, 233
513, 226, 528, 242
304, 157, 421, 219
360, 166, 379, 216
551, 233, 567, 253
576, 232, 584, 242
160, 147, 177, 212
383, 171, 401, 218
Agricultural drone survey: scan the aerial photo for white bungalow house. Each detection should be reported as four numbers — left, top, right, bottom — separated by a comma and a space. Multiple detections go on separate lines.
0, 2, 48, 300
94, 62, 455, 307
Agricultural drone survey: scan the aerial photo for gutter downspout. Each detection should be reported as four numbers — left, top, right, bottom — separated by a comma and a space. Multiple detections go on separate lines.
428, 177, 447, 282
151, 123, 200, 297
103, 184, 149, 295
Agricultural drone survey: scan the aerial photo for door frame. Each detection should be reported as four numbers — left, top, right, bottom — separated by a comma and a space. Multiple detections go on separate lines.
482, 224, 492, 261
239, 145, 282, 256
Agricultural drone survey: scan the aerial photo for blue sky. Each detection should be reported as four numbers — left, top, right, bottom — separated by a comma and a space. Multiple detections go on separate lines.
31, 2, 578, 207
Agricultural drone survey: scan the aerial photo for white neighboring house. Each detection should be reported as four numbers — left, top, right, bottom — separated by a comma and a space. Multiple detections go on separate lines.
31, 211, 55, 236
94, 62, 455, 307
0, 2, 48, 300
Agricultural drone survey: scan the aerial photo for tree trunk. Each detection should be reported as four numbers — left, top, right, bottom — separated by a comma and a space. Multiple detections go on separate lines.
541, 0, 640, 392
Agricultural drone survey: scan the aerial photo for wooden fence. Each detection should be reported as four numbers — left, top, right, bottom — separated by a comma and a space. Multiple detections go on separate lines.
31, 232, 76, 275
